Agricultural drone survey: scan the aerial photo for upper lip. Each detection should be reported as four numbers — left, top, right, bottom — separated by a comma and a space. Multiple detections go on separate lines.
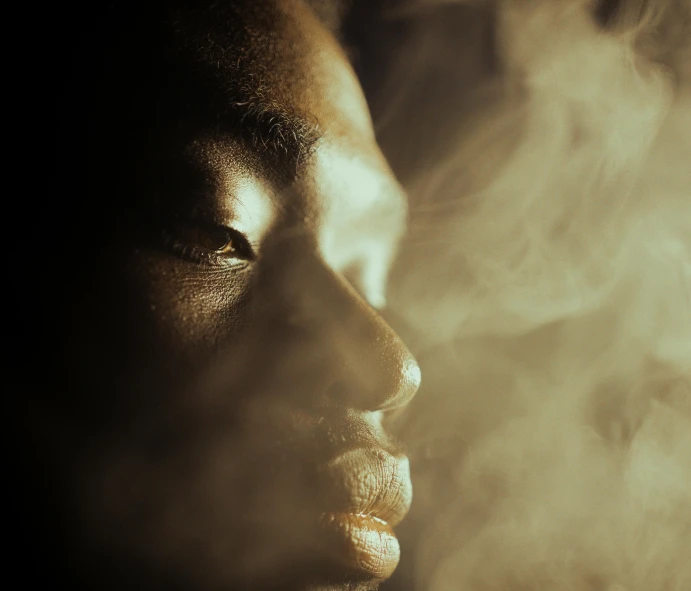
316, 446, 413, 527
261, 405, 413, 528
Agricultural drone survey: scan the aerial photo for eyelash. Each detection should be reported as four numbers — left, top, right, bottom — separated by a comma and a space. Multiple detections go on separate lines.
160, 222, 256, 269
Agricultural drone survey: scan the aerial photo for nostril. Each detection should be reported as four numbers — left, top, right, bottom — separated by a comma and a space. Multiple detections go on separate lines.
323, 356, 421, 413
324, 379, 353, 405
325, 376, 378, 411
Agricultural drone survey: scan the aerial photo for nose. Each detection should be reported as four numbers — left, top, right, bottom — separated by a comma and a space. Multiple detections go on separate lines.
273, 256, 421, 413
317, 270, 421, 412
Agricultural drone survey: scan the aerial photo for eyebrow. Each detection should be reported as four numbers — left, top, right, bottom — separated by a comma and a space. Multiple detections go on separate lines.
166, 13, 324, 176
221, 95, 323, 175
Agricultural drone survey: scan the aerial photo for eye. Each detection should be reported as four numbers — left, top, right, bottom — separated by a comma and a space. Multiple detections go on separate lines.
161, 217, 256, 266
176, 222, 249, 256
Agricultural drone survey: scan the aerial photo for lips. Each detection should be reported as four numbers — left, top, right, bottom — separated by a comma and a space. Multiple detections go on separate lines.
314, 448, 413, 579
241, 405, 413, 581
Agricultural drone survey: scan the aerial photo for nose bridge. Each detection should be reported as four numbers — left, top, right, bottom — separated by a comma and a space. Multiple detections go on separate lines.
294, 259, 421, 412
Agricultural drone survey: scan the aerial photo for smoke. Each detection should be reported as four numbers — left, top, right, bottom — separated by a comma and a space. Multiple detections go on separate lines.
373, 1, 691, 589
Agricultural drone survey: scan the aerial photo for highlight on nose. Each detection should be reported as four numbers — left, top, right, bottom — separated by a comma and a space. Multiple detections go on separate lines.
323, 302, 422, 412
278, 255, 421, 413
379, 356, 421, 411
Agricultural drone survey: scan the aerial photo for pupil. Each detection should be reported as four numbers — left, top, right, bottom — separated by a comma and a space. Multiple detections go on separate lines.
203, 227, 232, 252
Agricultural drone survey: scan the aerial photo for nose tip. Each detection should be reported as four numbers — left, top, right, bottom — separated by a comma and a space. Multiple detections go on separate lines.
380, 356, 422, 411
280, 258, 421, 414
324, 299, 422, 412
326, 343, 421, 413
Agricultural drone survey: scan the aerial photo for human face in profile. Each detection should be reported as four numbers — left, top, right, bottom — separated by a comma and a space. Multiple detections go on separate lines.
33, 1, 420, 590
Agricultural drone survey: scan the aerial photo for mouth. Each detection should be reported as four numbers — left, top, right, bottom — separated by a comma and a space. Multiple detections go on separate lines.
240, 406, 413, 583
314, 448, 413, 580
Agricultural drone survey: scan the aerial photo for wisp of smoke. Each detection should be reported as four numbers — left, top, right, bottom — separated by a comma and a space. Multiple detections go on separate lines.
381, 1, 691, 589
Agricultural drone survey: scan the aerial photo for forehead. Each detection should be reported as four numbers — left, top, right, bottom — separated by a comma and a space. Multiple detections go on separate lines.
163, 0, 375, 155
154, 0, 407, 215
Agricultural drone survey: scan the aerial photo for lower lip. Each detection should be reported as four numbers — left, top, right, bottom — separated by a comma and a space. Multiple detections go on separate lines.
318, 512, 401, 580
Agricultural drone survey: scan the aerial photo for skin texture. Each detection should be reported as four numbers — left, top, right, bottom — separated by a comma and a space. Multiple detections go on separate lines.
24, 1, 420, 590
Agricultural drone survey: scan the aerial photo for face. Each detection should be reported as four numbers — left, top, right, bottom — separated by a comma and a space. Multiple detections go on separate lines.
30, 2, 420, 590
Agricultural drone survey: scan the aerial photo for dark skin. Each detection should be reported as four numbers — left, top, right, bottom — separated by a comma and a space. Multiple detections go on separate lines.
24, 1, 420, 590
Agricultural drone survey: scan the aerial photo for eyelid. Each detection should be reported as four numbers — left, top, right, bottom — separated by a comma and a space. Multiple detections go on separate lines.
160, 217, 256, 268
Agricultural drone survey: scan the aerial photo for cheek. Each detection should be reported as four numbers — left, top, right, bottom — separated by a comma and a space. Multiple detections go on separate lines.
129, 252, 256, 359
63, 247, 257, 421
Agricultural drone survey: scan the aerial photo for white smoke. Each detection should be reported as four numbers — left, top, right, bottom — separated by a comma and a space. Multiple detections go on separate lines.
380, 1, 691, 589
